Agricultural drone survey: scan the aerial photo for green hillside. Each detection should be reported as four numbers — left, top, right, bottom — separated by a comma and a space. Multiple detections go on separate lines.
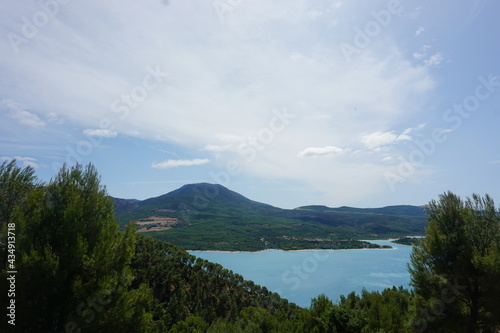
113, 183, 426, 251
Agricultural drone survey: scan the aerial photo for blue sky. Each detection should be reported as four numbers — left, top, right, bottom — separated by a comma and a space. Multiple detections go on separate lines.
1, 0, 499, 209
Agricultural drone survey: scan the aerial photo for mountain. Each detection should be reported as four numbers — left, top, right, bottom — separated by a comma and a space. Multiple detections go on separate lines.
113, 183, 427, 251
141, 183, 277, 213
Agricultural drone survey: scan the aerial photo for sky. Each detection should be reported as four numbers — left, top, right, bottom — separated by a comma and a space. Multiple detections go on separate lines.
1, 0, 499, 209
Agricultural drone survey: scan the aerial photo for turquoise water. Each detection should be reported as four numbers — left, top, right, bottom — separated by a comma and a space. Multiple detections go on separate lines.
190, 240, 414, 308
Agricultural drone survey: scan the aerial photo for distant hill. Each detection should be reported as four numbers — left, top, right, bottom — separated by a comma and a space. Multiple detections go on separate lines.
113, 183, 427, 251
298, 205, 426, 216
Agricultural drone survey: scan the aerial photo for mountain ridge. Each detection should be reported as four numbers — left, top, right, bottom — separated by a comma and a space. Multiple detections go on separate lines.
113, 182, 425, 213
112, 183, 427, 251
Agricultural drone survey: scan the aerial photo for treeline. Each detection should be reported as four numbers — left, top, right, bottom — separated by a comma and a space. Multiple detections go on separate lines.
1, 161, 499, 332
391, 237, 422, 246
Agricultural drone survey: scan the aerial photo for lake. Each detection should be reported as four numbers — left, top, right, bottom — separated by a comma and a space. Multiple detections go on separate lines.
190, 240, 414, 308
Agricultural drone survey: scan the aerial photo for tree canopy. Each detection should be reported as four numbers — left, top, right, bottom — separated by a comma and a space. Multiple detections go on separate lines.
1, 163, 152, 332
409, 191, 500, 332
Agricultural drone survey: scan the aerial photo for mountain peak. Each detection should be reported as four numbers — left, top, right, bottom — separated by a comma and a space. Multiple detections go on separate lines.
175, 183, 227, 194
139, 183, 276, 213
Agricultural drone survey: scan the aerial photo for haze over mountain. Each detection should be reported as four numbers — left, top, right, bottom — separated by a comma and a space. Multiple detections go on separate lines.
113, 183, 426, 251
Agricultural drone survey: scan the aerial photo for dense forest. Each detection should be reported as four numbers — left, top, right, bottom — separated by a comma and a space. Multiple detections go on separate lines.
1, 161, 499, 332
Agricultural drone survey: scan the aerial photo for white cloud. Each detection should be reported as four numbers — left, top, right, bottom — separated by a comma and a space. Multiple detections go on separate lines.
412, 52, 425, 60
151, 158, 210, 169
11, 110, 44, 127
424, 53, 444, 66
290, 52, 305, 61
1, 156, 39, 169
83, 129, 118, 138
469, 0, 490, 23
46, 112, 65, 124
0, 1, 440, 206
2, 99, 45, 128
215, 134, 243, 143
0, 2, 436, 148
149, 146, 178, 156
305, 114, 331, 120
308, 9, 323, 19
360, 124, 426, 150
413, 45, 433, 61
360, 131, 412, 150
297, 146, 346, 158
406, 6, 422, 19
415, 26, 425, 36
202, 134, 245, 152
202, 144, 233, 152
415, 123, 427, 131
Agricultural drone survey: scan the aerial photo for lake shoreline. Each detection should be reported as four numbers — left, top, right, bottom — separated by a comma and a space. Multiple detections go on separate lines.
187, 239, 413, 253
189, 247, 396, 253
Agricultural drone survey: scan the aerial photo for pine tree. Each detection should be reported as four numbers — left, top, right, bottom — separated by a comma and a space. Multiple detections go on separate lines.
0, 159, 38, 228
409, 192, 500, 332
2, 163, 153, 332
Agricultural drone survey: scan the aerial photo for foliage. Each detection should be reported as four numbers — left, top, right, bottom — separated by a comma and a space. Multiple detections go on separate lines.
1, 163, 152, 332
0, 160, 40, 270
131, 234, 301, 330
0, 159, 39, 227
409, 191, 500, 332
303, 288, 413, 333
392, 237, 422, 246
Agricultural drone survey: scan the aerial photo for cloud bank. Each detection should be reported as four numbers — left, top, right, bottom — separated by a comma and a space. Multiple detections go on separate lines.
151, 159, 210, 169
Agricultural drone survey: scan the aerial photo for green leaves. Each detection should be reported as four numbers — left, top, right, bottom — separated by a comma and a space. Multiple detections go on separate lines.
409, 191, 500, 332
1, 163, 153, 332
0, 159, 38, 227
